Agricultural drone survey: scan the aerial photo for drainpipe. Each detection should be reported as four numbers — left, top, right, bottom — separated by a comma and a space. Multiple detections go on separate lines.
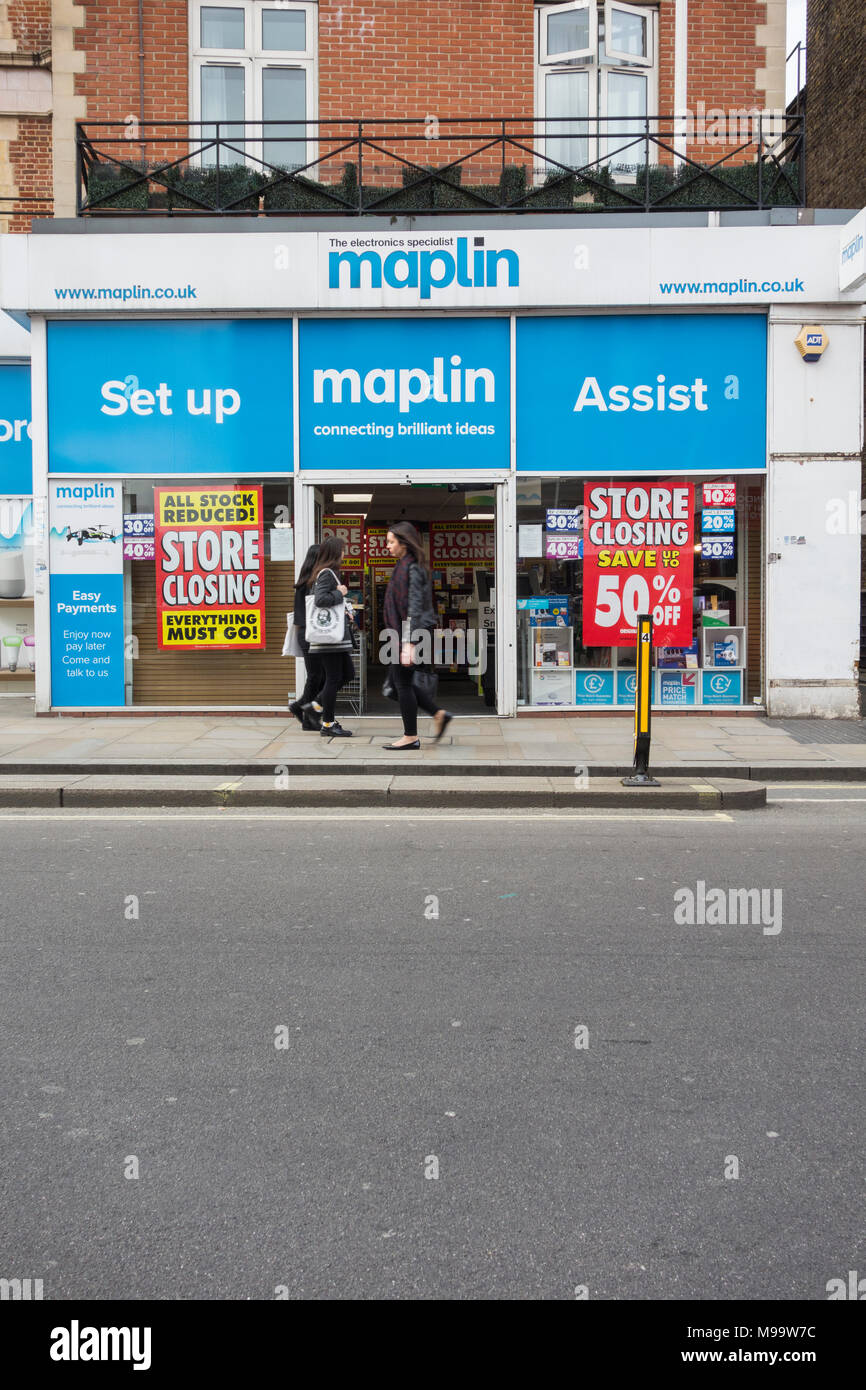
673, 0, 688, 165
138, 0, 145, 129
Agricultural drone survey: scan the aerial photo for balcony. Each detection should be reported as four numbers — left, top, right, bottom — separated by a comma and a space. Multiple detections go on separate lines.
76, 115, 804, 217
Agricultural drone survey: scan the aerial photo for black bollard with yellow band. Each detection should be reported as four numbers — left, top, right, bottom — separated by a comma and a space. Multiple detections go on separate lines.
622, 614, 660, 788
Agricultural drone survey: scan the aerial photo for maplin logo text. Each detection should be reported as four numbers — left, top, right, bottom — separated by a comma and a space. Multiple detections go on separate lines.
56, 484, 116, 501
328, 236, 519, 300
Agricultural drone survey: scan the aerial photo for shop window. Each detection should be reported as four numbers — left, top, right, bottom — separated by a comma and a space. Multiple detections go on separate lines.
190, 1, 318, 170
535, 0, 657, 181
516, 478, 763, 710
127, 479, 294, 707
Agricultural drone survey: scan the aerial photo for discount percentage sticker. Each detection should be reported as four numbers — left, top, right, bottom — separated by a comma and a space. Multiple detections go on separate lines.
582, 482, 694, 647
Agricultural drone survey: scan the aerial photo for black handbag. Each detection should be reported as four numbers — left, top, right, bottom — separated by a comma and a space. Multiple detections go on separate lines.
412, 668, 438, 702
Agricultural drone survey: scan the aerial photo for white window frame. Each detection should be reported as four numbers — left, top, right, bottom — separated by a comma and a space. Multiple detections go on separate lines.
190, 1, 318, 172
599, 64, 656, 179
538, 1, 597, 65
536, 64, 598, 178
534, 1, 657, 184
604, 0, 654, 68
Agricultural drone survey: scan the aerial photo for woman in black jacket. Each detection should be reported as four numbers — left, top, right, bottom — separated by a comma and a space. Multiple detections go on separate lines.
382, 521, 452, 750
288, 543, 325, 730
308, 536, 355, 739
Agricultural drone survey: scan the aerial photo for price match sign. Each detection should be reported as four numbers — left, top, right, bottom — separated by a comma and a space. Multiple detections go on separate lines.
583, 482, 694, 647
154, 486, 265, 649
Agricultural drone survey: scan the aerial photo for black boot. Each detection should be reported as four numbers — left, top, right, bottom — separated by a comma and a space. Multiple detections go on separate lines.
302, 709, 322, 730
288, 700, 305, 727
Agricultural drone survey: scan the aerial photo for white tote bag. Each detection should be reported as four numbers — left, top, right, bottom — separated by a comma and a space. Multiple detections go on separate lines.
281, 615, 304, 658
304, 570, 346, 645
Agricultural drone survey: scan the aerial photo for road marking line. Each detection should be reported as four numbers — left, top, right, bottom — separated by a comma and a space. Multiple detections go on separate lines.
768, 796, 866, 803
0, 810, 733, 823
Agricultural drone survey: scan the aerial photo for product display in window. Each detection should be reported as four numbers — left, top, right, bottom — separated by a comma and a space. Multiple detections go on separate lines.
516, 476, 761, 708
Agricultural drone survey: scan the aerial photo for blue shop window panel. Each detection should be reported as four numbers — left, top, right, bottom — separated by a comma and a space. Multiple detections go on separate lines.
50, 573, 125, 707
515, 314, 767, 473
616, 668, 638, 704
575, 669, 615, 705
658, 670, 699, 706
702, 669, 743, 705
0, 363, 33, 495
299, 317, 510, 470
47, 320, 293, 475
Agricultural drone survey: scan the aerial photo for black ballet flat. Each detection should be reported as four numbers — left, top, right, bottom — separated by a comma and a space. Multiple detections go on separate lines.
382, 740, 421, 750
432, 711, 453, 744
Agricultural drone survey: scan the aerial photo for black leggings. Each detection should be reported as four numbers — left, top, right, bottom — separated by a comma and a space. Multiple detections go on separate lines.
392, 662, 439, 737
318, 650, 355, 722
297, 638, 325, 707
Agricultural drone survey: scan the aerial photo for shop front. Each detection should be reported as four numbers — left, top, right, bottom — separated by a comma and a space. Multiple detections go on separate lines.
1, 217, 862, 717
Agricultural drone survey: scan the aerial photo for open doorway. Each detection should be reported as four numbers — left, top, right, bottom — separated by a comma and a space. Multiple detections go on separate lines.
309, 482, 498, 715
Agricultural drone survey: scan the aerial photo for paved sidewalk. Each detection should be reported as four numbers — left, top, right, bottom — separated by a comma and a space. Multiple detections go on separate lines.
0, 696, 864, 775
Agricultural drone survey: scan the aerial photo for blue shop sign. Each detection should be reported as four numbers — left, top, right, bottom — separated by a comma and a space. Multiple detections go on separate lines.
47, 320, 293, 474
575, 669, 615, 705
702, 507, 736, 532
616, 669, 638, 704
702, 669, 743, 705
658, 670, 699, 705
0, 364, 33, 495
516, 314, 767, 473
49, 574, 125, 707
299, 317, 510, 470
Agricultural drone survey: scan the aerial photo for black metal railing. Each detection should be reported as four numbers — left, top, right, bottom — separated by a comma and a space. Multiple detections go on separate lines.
76, 115, 805, 216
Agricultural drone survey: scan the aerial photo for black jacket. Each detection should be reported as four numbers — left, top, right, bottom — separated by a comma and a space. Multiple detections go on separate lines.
309, 567, 353, 651
408, 562, 438, 632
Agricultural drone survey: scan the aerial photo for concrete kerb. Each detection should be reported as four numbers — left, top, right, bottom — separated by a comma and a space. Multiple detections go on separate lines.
0, 758, 862, 781
0, 774, 767, 809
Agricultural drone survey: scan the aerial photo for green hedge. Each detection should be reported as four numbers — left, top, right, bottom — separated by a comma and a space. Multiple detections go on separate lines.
84, 162, 150, 211
84, 154, 801, 215
161, 163, 265, 211
262, 163, 359, 211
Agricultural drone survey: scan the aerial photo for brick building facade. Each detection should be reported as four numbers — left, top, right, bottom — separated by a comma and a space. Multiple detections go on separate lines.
805, 0, 866, 662
0, 0, 786, 226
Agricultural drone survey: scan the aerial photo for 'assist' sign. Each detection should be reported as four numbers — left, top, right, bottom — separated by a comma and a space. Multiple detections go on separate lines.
583, 483, 694, 648
154, 487, 265, 649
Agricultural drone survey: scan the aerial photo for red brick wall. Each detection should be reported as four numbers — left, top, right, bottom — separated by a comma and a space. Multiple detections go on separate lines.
0, 0, 772, 217
7, 115, 52, 231
9, 0, 51, 52
75, 2, 188, 123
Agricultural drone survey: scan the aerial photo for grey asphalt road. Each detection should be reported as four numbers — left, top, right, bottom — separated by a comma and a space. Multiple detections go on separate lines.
0, 799, 863, 1301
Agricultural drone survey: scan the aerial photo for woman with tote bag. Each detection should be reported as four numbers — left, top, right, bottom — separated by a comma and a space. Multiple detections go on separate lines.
381, 521, 452, 751
306, 536, 355, 739
287, 543, 325, 730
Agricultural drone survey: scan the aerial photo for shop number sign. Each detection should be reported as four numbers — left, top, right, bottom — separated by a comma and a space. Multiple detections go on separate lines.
582, 482, 694, 647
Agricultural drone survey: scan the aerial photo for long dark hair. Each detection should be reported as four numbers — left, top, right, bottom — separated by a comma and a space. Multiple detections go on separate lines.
296, 543, 320, 590
388, 521, 426, 570
310, 535, 345, 582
